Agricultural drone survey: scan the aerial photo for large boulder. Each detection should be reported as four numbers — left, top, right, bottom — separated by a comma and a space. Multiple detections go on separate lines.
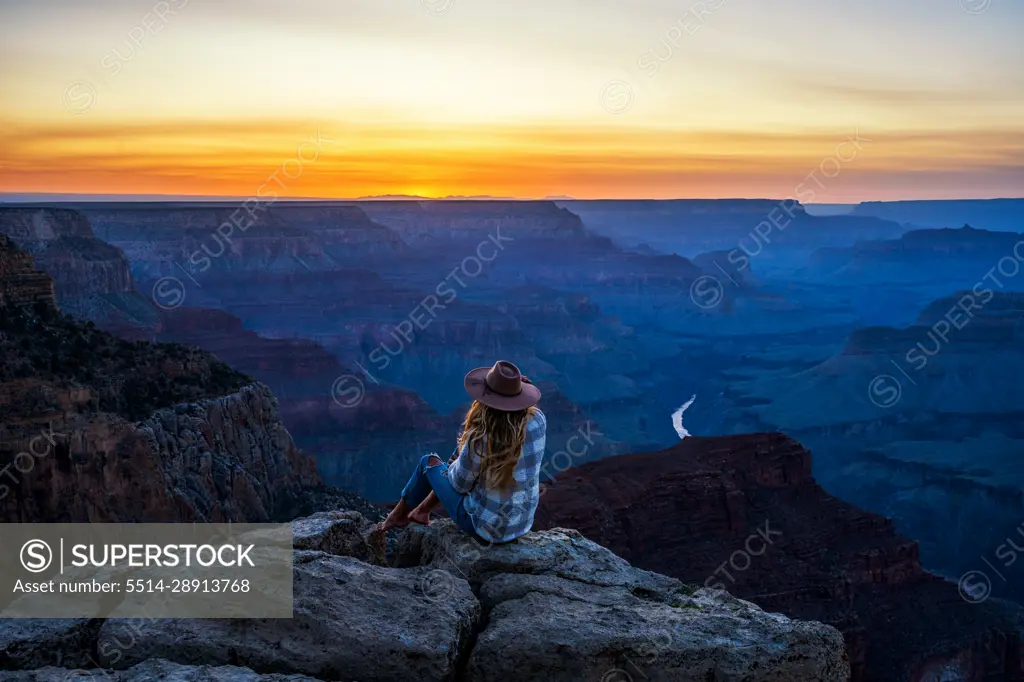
292, 510, 385, 565
398, 520, 850, 682
470, 573, 848, 681
97, 551, 479, 682
396, 523, 683, 596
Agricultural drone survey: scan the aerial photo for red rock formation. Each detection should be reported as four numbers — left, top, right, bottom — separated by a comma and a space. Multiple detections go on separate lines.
0, 235, 321, 523
534, 433, 1024, 682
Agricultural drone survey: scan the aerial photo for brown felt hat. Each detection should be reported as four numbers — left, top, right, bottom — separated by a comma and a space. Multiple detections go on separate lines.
464, 360, 541, 411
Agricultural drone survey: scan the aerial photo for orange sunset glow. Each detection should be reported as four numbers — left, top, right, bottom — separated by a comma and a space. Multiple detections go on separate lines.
2, 0, 1023, 201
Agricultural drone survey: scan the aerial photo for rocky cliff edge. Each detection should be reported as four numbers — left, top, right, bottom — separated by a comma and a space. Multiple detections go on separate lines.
0, 512, 850, 682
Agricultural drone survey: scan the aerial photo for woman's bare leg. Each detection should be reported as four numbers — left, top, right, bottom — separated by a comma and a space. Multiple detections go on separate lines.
408, 491, 441, 525
408, 456, 445, 525
382, 455, 443, 530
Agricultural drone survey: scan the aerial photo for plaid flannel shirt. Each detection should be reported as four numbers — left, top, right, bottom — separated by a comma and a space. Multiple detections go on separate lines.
445, 409, 547, 543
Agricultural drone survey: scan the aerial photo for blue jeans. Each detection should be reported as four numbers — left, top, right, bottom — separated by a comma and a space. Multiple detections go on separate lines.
400, 454, 480, 538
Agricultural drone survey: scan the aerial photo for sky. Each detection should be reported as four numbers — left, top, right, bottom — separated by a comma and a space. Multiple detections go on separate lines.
1, 0, 1022, 201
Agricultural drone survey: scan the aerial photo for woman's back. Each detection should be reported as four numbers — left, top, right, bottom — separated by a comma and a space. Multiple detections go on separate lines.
448, 408, 547, 543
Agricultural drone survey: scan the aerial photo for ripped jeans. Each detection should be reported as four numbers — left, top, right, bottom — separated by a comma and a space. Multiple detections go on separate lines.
400, 454, 480, 539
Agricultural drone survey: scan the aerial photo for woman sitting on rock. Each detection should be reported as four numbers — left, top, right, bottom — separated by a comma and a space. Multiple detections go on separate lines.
379, 360, 546, 544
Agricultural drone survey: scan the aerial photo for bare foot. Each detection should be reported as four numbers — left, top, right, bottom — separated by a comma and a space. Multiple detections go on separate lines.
380, 500, 412, 532
407, 506, 432, 526
379, 514, 411, 532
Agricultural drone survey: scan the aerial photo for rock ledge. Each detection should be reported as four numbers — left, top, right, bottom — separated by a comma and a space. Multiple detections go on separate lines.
0, 512, 850, 682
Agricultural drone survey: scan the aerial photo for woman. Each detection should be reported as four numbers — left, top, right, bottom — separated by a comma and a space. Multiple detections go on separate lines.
379, 360, 547, 544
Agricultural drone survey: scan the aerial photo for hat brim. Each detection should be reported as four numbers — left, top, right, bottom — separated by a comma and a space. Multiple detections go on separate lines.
464, 367, 541, 411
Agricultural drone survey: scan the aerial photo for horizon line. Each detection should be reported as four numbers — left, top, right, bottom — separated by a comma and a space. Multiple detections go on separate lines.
2, 192, 1023, 205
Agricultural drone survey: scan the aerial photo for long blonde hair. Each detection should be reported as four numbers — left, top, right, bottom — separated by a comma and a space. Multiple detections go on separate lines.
457, 400, 536, 491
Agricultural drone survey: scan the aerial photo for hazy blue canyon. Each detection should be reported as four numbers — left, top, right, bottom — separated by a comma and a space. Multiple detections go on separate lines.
2, 196, 1023, 607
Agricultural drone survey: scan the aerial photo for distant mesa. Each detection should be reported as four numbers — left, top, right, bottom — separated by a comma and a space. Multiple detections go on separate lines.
852, 197, 1024, 232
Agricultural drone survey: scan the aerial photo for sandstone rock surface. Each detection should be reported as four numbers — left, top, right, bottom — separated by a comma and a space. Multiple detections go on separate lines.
399, 519, 850, 682
0, 511, 851, 682
98, 550, 479, 682
292, 510, 385, 565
